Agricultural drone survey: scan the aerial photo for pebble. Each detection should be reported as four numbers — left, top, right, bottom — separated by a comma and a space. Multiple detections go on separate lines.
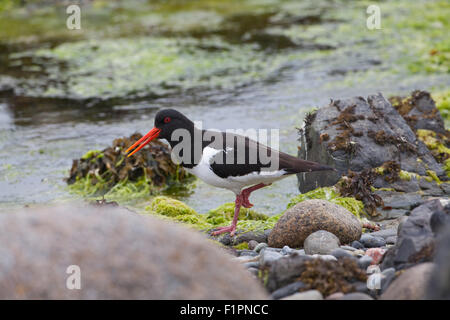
282, 290, 323, 300
311, 254, 337, 261
304, 230, 340, 255
233, 256, 258, 263
248, 240, 259, 250
259, 250, 283, 266
330, 248, 355, 260
247, 267, 259, 277
254, 242, 268, 253
244, 262, 260, 269
360, 234, 386, 248
358, 255, 373, 269
237, 249, 258, 257
380, 268, 396, 294
352, 249, 366, 257
386, 236, 397, 244
351, 240, 365, 250
326, 292, 344, 300
281, 245, 293, 255
271, 281, 307, 300
340, 245, 357, 252
365, 248, 386, 265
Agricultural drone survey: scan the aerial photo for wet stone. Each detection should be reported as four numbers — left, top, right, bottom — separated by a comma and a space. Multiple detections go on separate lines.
358, 255, 373, 270
360, 234, 386, 248
271, 281, 307, 300
351, 240, 365, 250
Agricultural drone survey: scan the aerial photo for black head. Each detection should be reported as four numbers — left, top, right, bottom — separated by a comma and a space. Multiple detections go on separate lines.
154, 109, 194, 140
126, 108, 194, 157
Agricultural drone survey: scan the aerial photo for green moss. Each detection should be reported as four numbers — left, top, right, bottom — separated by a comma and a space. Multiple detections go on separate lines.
398, 170, 420, 181
233, 242, 249, 250
206, 202, 269, 225
147, 196, 197, 217
287, 186, 364, 219
426, 170, 442, 184
81, 150, 102, 160
432, 90, 450, 127
417, 129, 450, 155
445, 159, 450, 178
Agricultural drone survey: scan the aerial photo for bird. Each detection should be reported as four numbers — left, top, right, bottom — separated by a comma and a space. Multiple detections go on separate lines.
126, 109, 335, 236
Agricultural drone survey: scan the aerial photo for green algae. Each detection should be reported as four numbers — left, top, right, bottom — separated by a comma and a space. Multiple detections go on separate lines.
144, 196, 278, 233
287, 186, 364, 219
233, 242, 249, 250
432, 90, 450, 127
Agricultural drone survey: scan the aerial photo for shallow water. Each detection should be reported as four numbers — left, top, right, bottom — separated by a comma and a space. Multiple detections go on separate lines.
0, 0, 448, 214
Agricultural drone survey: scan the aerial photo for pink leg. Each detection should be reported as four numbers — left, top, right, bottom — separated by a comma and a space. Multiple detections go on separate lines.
241, 183, 270, 208
212, 195, 243, 236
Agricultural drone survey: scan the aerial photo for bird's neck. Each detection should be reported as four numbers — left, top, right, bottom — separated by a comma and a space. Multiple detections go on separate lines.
165, 127, 210, 168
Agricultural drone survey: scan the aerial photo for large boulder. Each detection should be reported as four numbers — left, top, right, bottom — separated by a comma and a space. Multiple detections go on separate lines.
381, 199, 448, 271
268, 199, 362, 248
426, 225, 450, 299
0, 204, 267, 299
297, 92, 445, 193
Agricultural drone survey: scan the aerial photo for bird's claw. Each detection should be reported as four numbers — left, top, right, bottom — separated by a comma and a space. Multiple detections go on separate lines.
211, 225, 237, 236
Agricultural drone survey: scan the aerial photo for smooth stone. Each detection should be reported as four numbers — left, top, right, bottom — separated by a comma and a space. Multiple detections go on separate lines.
271, 281, 307, 300
247, 267, 259, 277
304, 230, 340, 255
259, 250, 283, 267
326, 292, 345, 300
352, 249, 366, 257
340, 292, 374, 300
380, 268, 396, 294
311, 254, 338, 261
340, 245, 357, 252
360, 234, 386, 248
281, 245, 292, 255
248, 240, 259, 251
386, 236, 397, 245
237, 249, 259, 257
370, 228, 397, 239
266, 254, 313, 292
426, 225, 450, 299
351, 240, 365, 250
381, 262, 434, 300
268, 199, 362, 248
254, 242, 268, 253
358, 255, 373, 269
331, 248, 355, 260
282, 290, 323, 300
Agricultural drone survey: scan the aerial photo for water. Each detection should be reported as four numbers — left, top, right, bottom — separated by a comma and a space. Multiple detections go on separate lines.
0, 0, 448, 215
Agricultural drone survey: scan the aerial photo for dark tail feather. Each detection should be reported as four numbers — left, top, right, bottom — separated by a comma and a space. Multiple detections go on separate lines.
285, 159, 336, 173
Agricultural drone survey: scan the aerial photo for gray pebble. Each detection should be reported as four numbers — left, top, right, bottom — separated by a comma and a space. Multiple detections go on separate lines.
330, 248, 355, 260
386, 236, 397, 245
247, 267, 259, 277
254, 242, 268, 253
340, 292, 374, 300
271, 281, 307, 300
304, 230, 340, 255
340, 245, 357, 252
259, 250, 282, 266
244, 262, 260, 269
360, 234, 386, 248
282, 290, 323, 300
358, 255, 373, 269
351, 240, 365, 250
248, 240, 259, 250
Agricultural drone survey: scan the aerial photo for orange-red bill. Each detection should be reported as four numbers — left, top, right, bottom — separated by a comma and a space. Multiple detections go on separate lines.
126, 127, 161, 157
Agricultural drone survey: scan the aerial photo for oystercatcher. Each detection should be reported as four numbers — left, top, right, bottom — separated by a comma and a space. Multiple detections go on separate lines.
126, 109, 335, 236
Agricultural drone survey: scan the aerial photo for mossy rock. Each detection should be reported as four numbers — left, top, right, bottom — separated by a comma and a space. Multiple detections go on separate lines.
206, 203, 269, 225
287, 187, 364, 219
148, 196, 197, 217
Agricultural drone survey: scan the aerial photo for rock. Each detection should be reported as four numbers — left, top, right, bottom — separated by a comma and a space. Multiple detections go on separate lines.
352, 240, 365, 250
340, 245, 357, 251
304, 230, 340, 255
259, 250, 283, 267
311, 254, 338, 261
266, 254, 313, 292
331, 248, 355, 260
358, 256, 373, 270
247, 267, 259, 277
297, 93, 444, 193
365, 248, 386, 265
271, 281, 307, 300
282, 290, 323, 300
237, 249, 259, 257
268, 199, 362, 248
340, 292, 374, 300
381, 199, 443, 270
426, 226, 450, 299
233, 230, 270, 245
254, 242, 268, 253
326, 292, 345, 300
380, 268, 396, 294
386, 236, 397, 244
381, 263, 434, 300
248, 240, 259, 250
360, 234, 386, 248
374, 191, 425, 219
353, 281, 370, 294
0, 204, 267, 299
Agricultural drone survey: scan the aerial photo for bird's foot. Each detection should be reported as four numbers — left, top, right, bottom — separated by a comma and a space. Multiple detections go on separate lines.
241, 195, 254, 208
211, 224, 237, 237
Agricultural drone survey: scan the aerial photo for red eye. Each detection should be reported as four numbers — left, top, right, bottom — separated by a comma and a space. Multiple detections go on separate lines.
164, 117, 171, 123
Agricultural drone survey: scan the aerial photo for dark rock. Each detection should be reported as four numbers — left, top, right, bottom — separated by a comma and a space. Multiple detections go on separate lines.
380, 263, 434, 300
381, 199, 444, 270
360, 234, 386, 248
426, 226, 450, 299
271, 281, 307, 300
351, 240, 365, 250
265, 254, 313, 292
304, 230, 340, 255
380, 268, 396, 294
259, 250, 283, 267
0, 205, 267, 299
358, 255, 373, 270
268, 199, 361, 248
370, 228, 397, 239
430, 207, 450, 235
331, 248, 355, 260
353, 281, 370, 294
297, 93, 444, 193
237, 249, 259, 257
234, 230, 269, 245
386, 236, 397, 245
